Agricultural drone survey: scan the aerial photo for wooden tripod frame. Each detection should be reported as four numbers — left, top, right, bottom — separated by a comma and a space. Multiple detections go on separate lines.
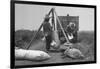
26, 8, 71, 50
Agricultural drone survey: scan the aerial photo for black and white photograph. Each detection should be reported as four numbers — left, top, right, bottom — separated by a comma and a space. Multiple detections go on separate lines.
11, 0, 96, 68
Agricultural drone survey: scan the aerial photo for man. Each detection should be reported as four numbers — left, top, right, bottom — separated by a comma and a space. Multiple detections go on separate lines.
67, 22, 77, 43
43, 15, 52, 51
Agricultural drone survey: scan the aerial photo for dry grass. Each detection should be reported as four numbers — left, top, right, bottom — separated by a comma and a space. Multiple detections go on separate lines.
15, 31, 95, 66
74, 31, 94, 61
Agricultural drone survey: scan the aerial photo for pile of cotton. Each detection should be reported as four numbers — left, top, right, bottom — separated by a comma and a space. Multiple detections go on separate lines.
15, 49, 51, 61
25, 50, 51, 61
15, 49, 27, 59
64, 47, 84, 59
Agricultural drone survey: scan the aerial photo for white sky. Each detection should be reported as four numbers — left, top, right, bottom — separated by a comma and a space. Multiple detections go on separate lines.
15, 4, 94, 31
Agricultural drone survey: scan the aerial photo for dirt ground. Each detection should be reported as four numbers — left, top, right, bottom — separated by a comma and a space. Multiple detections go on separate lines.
15, 37, 95, 66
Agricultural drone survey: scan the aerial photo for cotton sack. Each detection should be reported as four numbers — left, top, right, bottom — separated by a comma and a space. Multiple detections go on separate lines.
15, 49, 27, 59
15, 49, 51, 61
25, 50, 51, 61
64, 47, 84, 59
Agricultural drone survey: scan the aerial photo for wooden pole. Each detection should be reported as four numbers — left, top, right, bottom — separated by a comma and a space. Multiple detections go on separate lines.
26, 23, 43, 49
51, 8, 55, 30
54, 9, 70, 43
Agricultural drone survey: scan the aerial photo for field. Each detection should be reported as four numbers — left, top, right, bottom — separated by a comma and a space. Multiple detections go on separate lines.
15, 30, 95, 66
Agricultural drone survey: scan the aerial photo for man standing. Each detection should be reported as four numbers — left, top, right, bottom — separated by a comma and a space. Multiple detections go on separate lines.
43, 15, 52, 51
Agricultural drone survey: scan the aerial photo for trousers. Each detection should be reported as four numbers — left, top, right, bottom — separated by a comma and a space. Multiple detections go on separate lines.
45, 34, 52, 50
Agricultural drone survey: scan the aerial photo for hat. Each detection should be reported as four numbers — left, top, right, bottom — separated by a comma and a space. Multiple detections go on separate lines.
69, 22, 75, 28
45, 14, 50, 19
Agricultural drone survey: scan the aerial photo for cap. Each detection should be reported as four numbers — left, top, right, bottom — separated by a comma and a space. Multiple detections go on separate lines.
45, 14, 50, 19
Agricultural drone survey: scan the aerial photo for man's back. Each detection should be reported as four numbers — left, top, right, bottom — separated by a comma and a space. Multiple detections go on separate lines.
43, 22, 52, 35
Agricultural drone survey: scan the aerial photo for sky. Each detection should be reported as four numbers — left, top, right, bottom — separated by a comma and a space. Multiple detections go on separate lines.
15, 4, 94, 31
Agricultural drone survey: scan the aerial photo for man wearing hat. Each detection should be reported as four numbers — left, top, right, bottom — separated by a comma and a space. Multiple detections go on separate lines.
43, 14, 52, 51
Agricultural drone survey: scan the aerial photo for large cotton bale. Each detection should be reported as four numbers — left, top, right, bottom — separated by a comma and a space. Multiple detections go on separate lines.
25, 50, 51, 61
64, 47, 84, 59
15, 49, 27, 59
15, 49, 51, 61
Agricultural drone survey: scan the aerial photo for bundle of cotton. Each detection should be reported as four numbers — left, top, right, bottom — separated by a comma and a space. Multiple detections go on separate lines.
15, 49, 27, 59
64, 47, 84, 59
25, 50, 51, 61
15, 49, 51, 61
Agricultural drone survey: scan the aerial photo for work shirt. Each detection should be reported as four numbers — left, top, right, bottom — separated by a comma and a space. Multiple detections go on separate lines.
43, 22, 52, 36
